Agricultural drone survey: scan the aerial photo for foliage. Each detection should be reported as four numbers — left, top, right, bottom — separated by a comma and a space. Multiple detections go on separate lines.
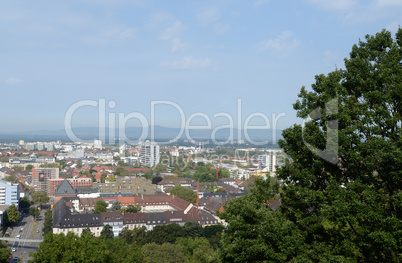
93, 200, 108, 214
218, 29, 402, 262
30, 207, 40, 220
4, 174, 17, 182
124, 205, 141, 213
0, 241, 11, 263
12, 165, 24, 171
42, 210, 53, 235
31, 191, 49, 207
100, 224, 114, 239
151, 176, 162, 184
19, 196, 31, 211
30, 232, 143, 263
6, 204, 20, 224
142, 243, 188, 263
76, 159, 82, 169
170, 184, 197, 204
111, 201, 121, 211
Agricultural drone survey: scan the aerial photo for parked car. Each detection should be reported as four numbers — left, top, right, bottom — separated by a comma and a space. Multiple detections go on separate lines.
11, 248, 16, 252
16, 235, 21, 239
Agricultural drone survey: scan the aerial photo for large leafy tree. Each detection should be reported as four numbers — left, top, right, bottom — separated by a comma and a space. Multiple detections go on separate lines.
0, 241, 11, 263
277, 28, 402, 262
218, 29, 402, 262
6, 204, 20, 224
170, 184, 197, 204
93, 200, 108, 214
19, 196, 31, 212
31, 191, 49, 208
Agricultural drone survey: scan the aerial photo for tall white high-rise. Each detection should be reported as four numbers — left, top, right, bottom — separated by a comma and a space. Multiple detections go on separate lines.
140, 141, 160, 167
94, 140, 102, 150
258, 152, 277, 173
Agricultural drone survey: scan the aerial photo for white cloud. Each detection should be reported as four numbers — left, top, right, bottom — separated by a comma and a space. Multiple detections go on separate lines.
305, 0, 357, 11
256, 31, 300, 54
253, 0, 270, 7
5, 78, 22, 85
171, 38, 185, 52
160, 20, 186, 40
197, 8, 220, 26
215, 23, 230, 35
160, 56, 213, 69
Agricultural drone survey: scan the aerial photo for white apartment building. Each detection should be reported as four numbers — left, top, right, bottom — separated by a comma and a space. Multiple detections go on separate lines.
140, 141, 160, 167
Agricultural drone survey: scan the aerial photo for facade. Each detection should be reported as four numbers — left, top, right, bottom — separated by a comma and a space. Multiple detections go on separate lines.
52, 196, 218, 237
0, 179, 20, 206
32, 168, 59, 194
93, 140, 102, 150
257, 152, 277, 173
48, 177, 92, 198
140, 141, 160, 167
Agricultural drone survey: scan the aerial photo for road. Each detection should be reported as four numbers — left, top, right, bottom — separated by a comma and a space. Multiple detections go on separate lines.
7, 209, 45, 263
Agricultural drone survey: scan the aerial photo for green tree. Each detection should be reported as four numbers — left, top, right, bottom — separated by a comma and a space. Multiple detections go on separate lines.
125, 205, 141, 213
81, 228, 93, 237
76, 159, 82, 169
6, 204, 20, 224
0, 241, 11, 263
31, 191, 49, 208
219, 29, 402, 262
100, 224, 114, 239
25, 164, 34, 170
111, 201, 121, 211
30, 207, 40, 221
93, 200, 108, 214
170, 184, 197, 204
4, 174, 17, 182
19, 196, 31, 212
142, 243, 188, 263
43, 210, 53, 235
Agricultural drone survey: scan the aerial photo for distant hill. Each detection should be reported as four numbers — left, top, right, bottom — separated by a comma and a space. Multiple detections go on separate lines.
0, 126, 283, 145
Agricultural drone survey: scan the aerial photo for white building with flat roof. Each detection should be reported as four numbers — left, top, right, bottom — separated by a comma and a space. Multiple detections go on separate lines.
140, 141, 160, 167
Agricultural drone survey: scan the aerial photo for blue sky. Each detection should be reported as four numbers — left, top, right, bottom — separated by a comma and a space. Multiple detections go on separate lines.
1, 0, 401, 133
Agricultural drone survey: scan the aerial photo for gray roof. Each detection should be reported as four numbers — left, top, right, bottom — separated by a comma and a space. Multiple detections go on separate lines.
55, 178, 76, 195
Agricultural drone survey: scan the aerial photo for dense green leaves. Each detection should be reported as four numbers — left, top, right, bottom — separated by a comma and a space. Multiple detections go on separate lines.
42, 210, 53, 235
30, 232, 143, 263
0, 241, 11, 263
93, 200, 108, 214
218, 29, 402, 262
170, 184, 197, 204
6, 204, 20, 224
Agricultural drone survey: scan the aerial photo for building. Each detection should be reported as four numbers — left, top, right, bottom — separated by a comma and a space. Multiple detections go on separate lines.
95, 176, 158, 195
0, 179, 20, 206
52, 196, 218, 237
48, 177, 93, 198
258, 152, 277, 173
93, 140, 102, 150
140, 141, 160, 167
32, 168, 59, 194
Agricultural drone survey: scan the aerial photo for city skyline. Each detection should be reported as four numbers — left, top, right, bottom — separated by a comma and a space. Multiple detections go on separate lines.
1, 0, 402, 132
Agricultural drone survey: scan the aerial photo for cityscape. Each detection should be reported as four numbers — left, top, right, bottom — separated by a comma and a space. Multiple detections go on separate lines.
0, 1, 401, 262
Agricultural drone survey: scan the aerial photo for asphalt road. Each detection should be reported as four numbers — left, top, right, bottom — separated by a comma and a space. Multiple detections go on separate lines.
8, 209, 45, 263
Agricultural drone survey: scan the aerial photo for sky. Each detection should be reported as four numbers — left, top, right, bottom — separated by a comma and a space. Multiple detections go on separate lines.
1, 0, 402, 133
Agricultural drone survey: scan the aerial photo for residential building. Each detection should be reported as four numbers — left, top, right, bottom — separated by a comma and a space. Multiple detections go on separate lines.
93, 140, 102, 150
140, 141, 160, 167
0, 179, 20, 206
32, 168, 59, 194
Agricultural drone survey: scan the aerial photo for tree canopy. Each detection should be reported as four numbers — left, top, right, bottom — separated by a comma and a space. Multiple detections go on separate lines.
6, 204, 20, 224
93, 200, 108, 214
170, 184, 197, 204
218, 29, 402, 262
